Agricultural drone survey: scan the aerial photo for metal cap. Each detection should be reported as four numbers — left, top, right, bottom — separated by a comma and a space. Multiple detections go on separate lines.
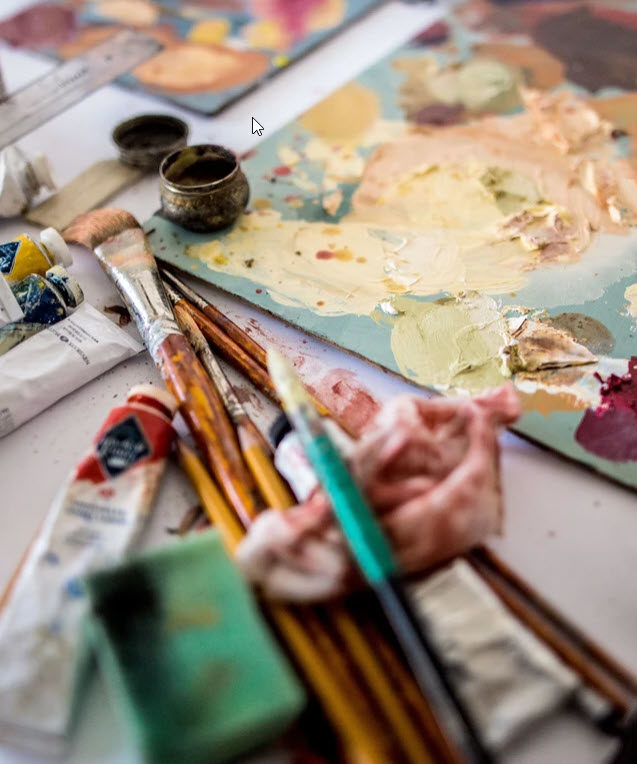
112, 114, 189, 169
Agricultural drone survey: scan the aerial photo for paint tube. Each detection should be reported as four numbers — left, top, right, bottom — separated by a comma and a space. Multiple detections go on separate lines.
0, 384, 178, 756
0, 145, 55, 218
270, 411, 354, 501
0, 227, 71, 284
0, 274, 23, 326
410, 560, 581, 750
0, 302, 143, 437
0, 266, 83, 356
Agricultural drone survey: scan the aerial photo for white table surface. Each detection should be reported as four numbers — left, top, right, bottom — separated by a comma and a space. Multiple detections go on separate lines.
0, 1, 634, 762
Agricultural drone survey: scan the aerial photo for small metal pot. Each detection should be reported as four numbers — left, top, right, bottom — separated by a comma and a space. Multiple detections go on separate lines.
159, 144, 250, 232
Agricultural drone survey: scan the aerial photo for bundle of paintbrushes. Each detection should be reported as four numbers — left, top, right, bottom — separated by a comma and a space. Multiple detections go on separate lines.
64, 208, 474, 763
64, 209, 637, 763
162, 269, 637, 726
160, 269, 637, 745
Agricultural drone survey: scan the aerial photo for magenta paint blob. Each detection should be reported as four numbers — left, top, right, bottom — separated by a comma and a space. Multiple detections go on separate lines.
0, 4, 77, 50
575, 357, 637, 462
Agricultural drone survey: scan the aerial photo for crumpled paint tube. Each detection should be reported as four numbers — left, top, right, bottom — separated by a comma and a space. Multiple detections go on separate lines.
0, 146, 55, 217
0, 265, 84, 356
0, 302, 142, 437
0, 274, 22, 326
410, 559, 581, 750
0, 384, 178, 756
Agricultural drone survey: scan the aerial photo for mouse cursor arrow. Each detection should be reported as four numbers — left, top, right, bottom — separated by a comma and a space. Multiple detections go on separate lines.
252, 117, 264, 136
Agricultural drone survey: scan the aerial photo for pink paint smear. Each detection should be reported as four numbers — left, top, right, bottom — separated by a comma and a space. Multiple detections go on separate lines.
575, 356, 637, 462
308, 368, 381, 438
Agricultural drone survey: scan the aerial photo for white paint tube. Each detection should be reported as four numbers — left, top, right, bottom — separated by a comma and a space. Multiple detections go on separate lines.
0, 302, 143, 437
0, 384, 178, 756
410, 560, 582, 750
0, 146, 55, 217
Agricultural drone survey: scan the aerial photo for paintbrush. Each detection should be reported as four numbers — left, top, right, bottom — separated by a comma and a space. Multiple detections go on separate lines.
64, 208, 261, 525
161, 266, 268, 367
469, 549, 637, 722
473, 547, 637, 698
267, 347, 493, 764
167, 284, 293, 510
175, 438, 398, 763
158, 269, 357, 437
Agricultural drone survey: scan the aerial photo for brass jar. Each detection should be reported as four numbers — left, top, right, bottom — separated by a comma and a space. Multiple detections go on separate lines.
159, 144, 250, 232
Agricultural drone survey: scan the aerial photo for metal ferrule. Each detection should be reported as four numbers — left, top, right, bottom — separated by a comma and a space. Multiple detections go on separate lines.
95, 227, 181, 360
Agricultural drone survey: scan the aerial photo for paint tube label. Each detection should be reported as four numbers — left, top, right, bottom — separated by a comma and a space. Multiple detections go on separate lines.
0, 302, 142, 437
0, 385, 177, 755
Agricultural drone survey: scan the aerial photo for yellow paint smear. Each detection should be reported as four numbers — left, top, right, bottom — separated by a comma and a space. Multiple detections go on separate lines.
625, 283, 637, 317
300, 83, 381, 142
389, 293, 511, 392
188, 19, 230, 45
95, 0, 159, 26
186, 207, 540, 316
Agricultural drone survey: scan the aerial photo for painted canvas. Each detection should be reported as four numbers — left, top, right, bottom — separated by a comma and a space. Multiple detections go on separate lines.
0, 0, 382, 114
146, 0, 637, 489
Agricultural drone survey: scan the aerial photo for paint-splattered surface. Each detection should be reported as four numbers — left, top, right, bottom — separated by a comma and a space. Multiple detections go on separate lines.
147, 0, 637, 488
0, 0, 381, 114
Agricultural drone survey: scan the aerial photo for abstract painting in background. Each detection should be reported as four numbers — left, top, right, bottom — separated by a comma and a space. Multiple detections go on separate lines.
147, 0, 637, 488
0, 0, 382, 113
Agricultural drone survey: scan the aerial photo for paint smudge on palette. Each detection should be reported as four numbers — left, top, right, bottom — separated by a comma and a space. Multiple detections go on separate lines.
0, 0, 382, 113
308, 368, 381, 437
148, 0, 637, 486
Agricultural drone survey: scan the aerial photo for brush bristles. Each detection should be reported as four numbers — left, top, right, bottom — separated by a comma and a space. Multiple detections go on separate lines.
64, 208, 141, 249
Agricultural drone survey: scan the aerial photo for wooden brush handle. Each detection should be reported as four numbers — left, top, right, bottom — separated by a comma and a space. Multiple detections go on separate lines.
188, 302, 279, 401
472, 547, 637, 696
201, 303, 268, 368
470, 555, 633, 716
155, 333, 261, 525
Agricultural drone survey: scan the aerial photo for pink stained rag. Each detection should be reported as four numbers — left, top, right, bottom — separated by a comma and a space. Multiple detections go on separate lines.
236, 385, 521, 602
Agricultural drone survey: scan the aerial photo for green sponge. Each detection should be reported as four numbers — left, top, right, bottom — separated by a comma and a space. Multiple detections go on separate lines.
85, 530, 305, 763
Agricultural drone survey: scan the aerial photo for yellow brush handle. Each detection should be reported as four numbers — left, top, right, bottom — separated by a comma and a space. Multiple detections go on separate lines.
176, 440, 244, 552
242, 433, 434, 763
243, 443, 295, 509
270, 605, 392, 764
176, 438, 393, 764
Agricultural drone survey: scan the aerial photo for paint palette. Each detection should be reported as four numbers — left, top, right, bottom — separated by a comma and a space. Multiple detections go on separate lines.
0, 0, 382, 114
147, 0, 637, 489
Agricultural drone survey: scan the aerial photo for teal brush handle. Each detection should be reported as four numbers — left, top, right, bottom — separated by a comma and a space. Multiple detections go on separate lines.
304, 433, 397, 584
300, 426, 493, 763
